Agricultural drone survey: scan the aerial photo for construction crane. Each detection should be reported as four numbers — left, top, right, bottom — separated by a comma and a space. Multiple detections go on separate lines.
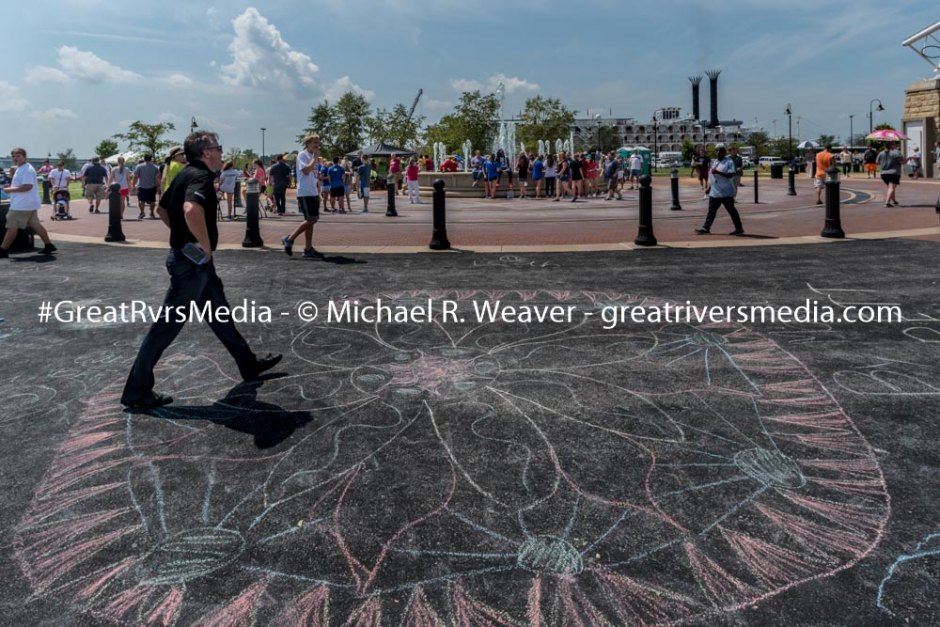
406, 89, 423, 124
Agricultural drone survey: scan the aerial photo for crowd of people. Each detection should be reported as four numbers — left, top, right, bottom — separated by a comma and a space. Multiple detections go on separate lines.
2, 132, 939, 261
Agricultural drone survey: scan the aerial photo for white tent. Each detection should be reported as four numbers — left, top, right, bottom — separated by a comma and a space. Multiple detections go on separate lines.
104, 150, 142, 166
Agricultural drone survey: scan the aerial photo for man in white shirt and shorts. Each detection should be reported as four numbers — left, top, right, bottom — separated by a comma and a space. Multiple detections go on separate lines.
1, 147, 57, 258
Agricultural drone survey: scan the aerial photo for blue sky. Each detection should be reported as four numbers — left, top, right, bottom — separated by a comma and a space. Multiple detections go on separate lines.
2, 0, 936, 158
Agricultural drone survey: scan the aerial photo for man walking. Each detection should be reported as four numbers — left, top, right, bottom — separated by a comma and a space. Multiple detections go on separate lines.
604, 151, 623, 200
82, 156, 108, 213
121, 131, 281, 409
695, 145, 744, 236
133, 154, 161, 219
268, 154, 292, 215
628, 149, 643, 190
357, 157, 371, 212
839, 147, 853, 177
814, 144, 835, 205
0, 147, 57, 258
728, 145, 744, 195
282, 134, 324, 258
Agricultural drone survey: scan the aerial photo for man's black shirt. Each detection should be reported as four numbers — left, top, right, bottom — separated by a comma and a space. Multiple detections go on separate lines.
159, 159, 219, 251
84, 164, 108, 184
269, 161, 292, 188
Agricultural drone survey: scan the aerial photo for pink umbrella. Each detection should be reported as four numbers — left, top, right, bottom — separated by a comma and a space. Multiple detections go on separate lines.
866, 128, 908, 141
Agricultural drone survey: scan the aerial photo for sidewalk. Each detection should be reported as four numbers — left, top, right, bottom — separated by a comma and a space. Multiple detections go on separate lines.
42, 175, 940, 252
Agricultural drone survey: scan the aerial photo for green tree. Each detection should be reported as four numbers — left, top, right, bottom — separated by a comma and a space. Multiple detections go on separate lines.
516, 96, 576, 148
816, 134, 836, 147
425, 91, 500, 154
223, 146, 243, 166
386, 103, 425, 149
56, 148, 77, 170
239, 148, 259, 169
365, 108, 389, 145
746, 131, 770, 157
770, 137, 797, 159
94, 138, 118, 159
680, 138, 696, 162
113, 121, 177, 158
299, 101, 338, 157
333, 91, 371, 156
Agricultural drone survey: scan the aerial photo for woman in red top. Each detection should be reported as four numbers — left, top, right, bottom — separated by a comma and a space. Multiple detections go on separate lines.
583, 153, 599, 197
405, 157, 421, 204
389, 154, 403, 195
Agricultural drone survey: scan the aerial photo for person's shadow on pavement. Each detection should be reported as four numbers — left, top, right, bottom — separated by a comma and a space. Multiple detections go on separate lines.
148, 376, 314, 449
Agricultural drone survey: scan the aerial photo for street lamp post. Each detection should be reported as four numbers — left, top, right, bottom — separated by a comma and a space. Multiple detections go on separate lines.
260, 127, 266, 162
868, 99, 884, 134
594, 113, 602, 154
190, 117, 198, 135
849, 114, 854, 147
785, 104, 792, 162
652, 111, 659, 175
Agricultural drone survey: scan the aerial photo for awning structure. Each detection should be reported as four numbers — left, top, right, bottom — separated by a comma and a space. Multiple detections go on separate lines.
346, 143, 415, 158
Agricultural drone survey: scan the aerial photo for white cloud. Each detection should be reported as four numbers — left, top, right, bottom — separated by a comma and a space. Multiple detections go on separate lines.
450, 73, 539, 94
55, 46, 141, 84
24, 66, 70, 84
324, 76, 375, 103
450, 78, 483, 92
161, 73, 195, 88
30, 108, 79, 121
491, 72, 539, 94
0, 81, 28, 113
220, 8, 320, 95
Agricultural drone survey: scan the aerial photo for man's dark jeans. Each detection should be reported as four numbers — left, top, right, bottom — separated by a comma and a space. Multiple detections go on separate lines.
122, 249, 256, 402
273, 186, 287, 214
702, 195, 743, 232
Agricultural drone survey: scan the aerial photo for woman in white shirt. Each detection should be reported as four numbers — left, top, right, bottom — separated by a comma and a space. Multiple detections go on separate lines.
218, 160, 240, 219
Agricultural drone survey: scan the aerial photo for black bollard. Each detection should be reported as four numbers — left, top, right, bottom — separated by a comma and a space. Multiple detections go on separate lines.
233, 179, 243, 209
669, 168, 682, 210
41, 176, 51, 205
753, 169, 759, 204
429, 179, 451, 250
821, 167, 844, 239
104, 183, 126, 242
787, 166, 797, 196
242, 179, 264, 247
634, 175, 657, 246
385, 175, 398, 217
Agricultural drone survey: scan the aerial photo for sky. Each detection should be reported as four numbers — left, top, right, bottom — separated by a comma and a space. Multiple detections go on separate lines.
2, 0, 937, 159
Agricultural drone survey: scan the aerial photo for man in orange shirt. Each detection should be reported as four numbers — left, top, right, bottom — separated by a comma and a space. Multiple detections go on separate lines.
814, 144, 835, 205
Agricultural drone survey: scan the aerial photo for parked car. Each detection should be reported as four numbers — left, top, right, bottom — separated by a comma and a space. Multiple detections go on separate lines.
758, 156, 785, 169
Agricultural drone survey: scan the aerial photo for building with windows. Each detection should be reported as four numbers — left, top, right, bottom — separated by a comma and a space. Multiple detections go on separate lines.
571, 71, 745, 154
572, 111, 743, 154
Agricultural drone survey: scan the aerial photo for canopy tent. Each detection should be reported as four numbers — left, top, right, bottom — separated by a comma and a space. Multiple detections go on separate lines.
104, 151, 142, 166
346, 142, 415, 158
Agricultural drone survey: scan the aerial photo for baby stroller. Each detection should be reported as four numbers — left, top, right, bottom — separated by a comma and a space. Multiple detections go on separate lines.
52, 189, 73, 220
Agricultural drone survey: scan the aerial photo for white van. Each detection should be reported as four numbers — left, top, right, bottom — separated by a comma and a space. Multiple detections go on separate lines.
653, 151, 682, 168
758, 156, 785, 169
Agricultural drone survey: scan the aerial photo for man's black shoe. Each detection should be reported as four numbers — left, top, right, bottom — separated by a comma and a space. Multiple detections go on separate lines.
42, 243, 57, 254
244, 353, 283, 381
695, 228, 710, 234
121, 392, 173, 409
0, 248, 8, 258
729, 229, 745, 236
